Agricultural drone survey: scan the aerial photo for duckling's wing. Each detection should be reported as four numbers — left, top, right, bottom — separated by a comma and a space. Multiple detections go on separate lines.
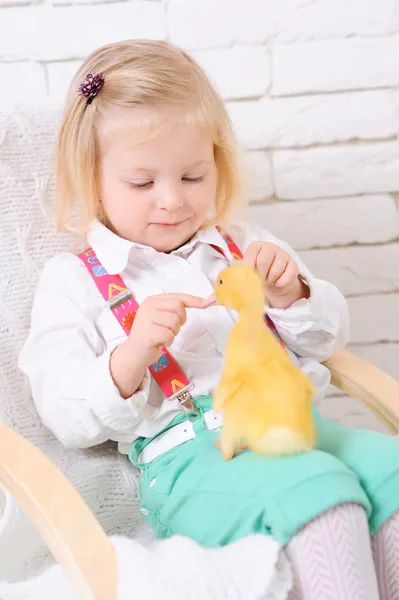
265, 358, 316, 398
233, 360, 314, 438
213, 374, 248, 412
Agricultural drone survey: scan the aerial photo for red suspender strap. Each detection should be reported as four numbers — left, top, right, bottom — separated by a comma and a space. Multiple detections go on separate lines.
78, 248, 196, 412
215, 226, 285, 347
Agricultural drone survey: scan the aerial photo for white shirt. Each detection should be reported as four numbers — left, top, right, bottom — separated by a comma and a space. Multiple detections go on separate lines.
19, 221, 349, 452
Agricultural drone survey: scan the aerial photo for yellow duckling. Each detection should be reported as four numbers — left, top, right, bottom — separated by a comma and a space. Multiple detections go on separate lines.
206, 264, 316, 461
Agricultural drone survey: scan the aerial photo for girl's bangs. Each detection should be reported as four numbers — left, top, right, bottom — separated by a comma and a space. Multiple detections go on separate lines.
115, 100, 218, 145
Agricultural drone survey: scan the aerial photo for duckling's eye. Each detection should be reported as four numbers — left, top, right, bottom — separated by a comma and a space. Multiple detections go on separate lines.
219, 278, 223, 285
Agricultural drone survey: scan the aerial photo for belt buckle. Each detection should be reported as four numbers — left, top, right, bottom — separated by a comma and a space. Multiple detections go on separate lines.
176, 386, 198, 414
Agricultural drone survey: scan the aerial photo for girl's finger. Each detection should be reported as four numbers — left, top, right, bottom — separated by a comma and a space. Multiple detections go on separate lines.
155, 298, 187, 324
157, 308, 187, 331
149, 324, 176, 349
164, 293, 206, 309
275, 260, 298, 288
267, 255, 289, 285
242, 242, 263, 269
152, 312, 182, 337
202, 293, 216, 308
256, 246, 277, 281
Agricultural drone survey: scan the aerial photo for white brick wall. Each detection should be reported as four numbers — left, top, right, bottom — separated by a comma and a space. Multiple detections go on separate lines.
228, 91, 399, 149
0, 0, 398, 427
272, 36, 399, 95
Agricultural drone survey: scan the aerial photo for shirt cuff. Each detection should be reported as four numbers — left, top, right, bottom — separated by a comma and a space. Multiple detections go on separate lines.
84, 345, 151, 431
267, 275, 334, 336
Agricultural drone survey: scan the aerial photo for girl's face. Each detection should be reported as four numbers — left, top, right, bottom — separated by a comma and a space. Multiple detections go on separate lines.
98, 106, 218, 253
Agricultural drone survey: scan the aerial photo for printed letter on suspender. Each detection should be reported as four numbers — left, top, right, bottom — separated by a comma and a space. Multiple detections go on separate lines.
78, 230, 285, 413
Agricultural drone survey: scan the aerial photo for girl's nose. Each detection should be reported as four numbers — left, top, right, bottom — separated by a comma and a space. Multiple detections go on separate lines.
157, 183, 184, 211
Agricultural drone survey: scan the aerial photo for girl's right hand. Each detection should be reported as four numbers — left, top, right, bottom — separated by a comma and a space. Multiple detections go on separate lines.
126, 293, 206, 368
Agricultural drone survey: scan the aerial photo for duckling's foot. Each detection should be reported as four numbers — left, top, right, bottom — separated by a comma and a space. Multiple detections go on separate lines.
214, 440, 234, 460
214, 440, 247, 460
236, 443, 247, 453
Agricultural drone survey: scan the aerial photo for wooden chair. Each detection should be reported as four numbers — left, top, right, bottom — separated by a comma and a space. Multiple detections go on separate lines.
1, 350, 399, 599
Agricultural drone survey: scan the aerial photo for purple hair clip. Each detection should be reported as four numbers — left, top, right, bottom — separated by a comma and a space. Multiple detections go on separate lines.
78, 73, 104, 105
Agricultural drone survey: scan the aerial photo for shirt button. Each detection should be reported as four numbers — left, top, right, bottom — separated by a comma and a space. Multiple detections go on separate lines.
150, 478, 157, 488
140, 508, 150, 516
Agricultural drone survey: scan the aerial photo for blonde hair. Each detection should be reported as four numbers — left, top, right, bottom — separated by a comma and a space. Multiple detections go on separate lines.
56, 39, 243, 233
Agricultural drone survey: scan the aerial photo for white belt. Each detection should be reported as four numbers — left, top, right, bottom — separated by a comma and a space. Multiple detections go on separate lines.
138, 409, 223, 464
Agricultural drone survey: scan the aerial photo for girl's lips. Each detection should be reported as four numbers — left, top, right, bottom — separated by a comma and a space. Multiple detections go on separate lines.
153, 219, 187, 229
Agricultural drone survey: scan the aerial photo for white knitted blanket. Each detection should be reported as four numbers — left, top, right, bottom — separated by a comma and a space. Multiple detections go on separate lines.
0, 106, 291, 598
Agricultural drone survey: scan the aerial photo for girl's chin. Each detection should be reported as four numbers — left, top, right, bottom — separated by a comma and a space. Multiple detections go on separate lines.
150, 224, 197, 253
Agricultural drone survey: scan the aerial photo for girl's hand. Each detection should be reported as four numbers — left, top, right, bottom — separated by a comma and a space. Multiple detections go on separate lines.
111, 293, 205, 399
127, 293, 206, 368
243, 242, 309, 309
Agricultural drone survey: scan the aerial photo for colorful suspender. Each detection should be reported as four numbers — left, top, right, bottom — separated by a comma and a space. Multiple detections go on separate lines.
78, 228, 284, 413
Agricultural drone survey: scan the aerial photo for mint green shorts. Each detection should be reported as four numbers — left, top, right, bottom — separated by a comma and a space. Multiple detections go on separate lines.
129, 396, 399, 547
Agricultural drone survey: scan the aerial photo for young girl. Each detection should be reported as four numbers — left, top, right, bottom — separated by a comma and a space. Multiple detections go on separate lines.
20, 40, 399, 599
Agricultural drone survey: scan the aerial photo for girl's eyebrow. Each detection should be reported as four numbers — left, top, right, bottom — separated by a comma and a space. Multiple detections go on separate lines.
185, 160, 213, 168
119, 167, 154, 176
120, 160, 213, 175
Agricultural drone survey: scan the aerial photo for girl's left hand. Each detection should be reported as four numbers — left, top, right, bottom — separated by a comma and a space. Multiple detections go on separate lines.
243, 241, 309, 309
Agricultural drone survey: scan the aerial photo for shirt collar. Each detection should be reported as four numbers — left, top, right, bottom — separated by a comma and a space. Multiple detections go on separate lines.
173, 225, 230, 258
87, 221, 136, 275
86, 220, 231, 275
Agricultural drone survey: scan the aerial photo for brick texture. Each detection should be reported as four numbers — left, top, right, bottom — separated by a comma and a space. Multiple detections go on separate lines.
272, 142, 399, 200
243, 152, 274, 201
46, 60, 82, 99
0, 3, 166, 60
0, 62, 47, 100
228, 90, 399, 149
194, 46, 271, 100
300, 244, 399, 296
168, 0, 399, 50
247, 195, 397, 249
272, 36, 399, 95
348, 294, 399, 344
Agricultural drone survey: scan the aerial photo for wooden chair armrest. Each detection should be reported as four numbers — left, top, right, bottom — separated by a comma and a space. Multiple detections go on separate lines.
323, 350, 399, 434
0, 425, 117, 600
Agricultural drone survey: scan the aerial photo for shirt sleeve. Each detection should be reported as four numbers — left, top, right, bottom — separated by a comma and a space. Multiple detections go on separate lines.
18, 254, 153, 449
233, 223, 350, 361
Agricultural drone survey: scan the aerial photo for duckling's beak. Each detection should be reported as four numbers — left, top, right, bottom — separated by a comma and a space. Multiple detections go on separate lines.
202, 292, 216, 308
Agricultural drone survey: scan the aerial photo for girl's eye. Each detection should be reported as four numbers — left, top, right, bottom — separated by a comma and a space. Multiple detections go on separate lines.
182, 175, 204, 183
128, 181, 153, 189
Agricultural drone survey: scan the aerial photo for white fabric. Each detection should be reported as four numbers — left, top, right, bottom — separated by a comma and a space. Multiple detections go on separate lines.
287, 503, 380, 600
18, 218, 349, 451
0, 105, 292, 598
138, 410, 222, 463
0, 533, 292, 600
